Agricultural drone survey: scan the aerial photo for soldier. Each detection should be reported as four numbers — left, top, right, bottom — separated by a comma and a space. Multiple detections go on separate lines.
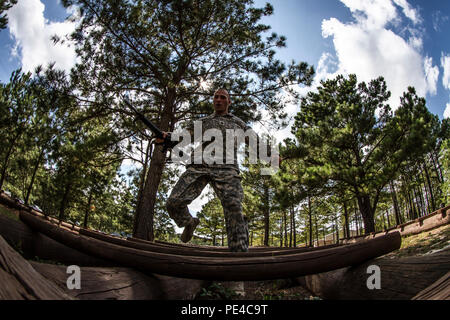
158, 89, 278, 252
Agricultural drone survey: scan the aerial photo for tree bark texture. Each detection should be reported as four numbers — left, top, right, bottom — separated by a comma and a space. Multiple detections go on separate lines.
0, 235, 73, 300
134, 89, 174, 241
296, 248, 450, 300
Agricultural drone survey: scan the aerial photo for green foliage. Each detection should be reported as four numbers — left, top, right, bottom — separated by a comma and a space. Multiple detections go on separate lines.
196, 196, 226, 246
0, 0, 17, 29
439, 138, 450, 205
290, 74, 438, 233
199, 282, 240, 300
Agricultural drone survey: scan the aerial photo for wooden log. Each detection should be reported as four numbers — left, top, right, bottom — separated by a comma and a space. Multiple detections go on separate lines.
412, 271, 450, 300
20, 209, 402, 281
30, 262, 208, 300
296, 249, 450, 300
151, 238, 307, 251
81, 228, 340, 257
0, 210, 113, 267
0, 209, 211, 299
0, 235, 73, 300
341, 205, 450, 243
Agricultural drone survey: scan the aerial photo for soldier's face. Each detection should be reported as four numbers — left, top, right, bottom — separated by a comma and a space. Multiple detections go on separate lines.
213, 90, 230, 113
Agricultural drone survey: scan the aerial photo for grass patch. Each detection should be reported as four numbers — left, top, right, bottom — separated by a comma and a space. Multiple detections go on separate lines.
0, 204, 19, 221
389, 224, 450, 258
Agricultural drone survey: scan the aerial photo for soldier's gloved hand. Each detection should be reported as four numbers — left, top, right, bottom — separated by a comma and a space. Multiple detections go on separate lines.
155, 132, 169, 144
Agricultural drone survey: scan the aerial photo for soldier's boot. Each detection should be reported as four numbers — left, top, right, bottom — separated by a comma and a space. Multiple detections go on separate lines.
181, 217, 200, 243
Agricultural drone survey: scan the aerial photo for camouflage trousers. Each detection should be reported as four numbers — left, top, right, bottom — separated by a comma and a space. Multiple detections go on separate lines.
166, 165, 249, 252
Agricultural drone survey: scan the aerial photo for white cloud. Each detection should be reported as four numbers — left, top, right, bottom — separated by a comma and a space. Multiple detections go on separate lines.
340, 0, 398, 29
7, 0, 77, 74
319, 0, 438, 109
424, 57, 439, 95
444, 103, 450, 119
392, 0, 421, 24
442, 53, 450, 90
408, 36, 422, 51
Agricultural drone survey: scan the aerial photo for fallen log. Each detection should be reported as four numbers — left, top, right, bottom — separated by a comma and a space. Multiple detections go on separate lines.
20, 209, 402, 281
296, 248, 450, 300
0, 210, 209, 299
342, 205, 450, 244
81, 228, 340, 257
0, 235, 73, 300
412, 271, 450, 300
0, 210, 113, 267
150, 238, 309, 251
30, 262, 207, 300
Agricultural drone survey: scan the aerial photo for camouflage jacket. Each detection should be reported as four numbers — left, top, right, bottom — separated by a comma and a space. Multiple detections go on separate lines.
180, 112, 265, 170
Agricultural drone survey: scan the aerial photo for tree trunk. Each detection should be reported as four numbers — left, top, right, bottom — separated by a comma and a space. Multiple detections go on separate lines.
407, 190, 416, 220
431, 151, 443, 183
0, 131, 21, 190
134, 90, 173, 241
356, 194, 375, 234
413, 184, 424, 217
343, 201, 350, 238
283, 210, 288, 247
291, 205, 297, 247
280, 218, 283, 247
314, 215, 319, 246
322, 226, 326, 246
334, 219, 339, 244
308, 195, 312, 247
389, 181, 401, 225
423, 162, 436, 212
25, 146, 45, 205
289, 210, 293, 247
263, 185, 270, 247
83, 189, 94, 228
421, 175, 430, 214
133, 141, 152, 235
386, 209, 391, 228
58, 178, 73, 221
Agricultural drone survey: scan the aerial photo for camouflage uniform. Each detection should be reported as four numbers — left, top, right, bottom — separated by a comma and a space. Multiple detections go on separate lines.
167, 113, 251, 252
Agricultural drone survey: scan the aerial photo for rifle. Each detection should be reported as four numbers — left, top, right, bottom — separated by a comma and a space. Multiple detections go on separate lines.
122, 96, 177, 153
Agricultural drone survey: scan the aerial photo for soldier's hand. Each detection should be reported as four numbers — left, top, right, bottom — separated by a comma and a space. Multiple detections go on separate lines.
155, 132, 168, 144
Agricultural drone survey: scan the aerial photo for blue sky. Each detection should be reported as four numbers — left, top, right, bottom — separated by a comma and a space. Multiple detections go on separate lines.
1, 0, 449, 120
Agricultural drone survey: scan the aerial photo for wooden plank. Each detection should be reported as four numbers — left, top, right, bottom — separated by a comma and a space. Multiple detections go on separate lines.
20, 209, 402, 281
412, 271, 450, 300
0, 235, 73, 300
80, 228, 340, 257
